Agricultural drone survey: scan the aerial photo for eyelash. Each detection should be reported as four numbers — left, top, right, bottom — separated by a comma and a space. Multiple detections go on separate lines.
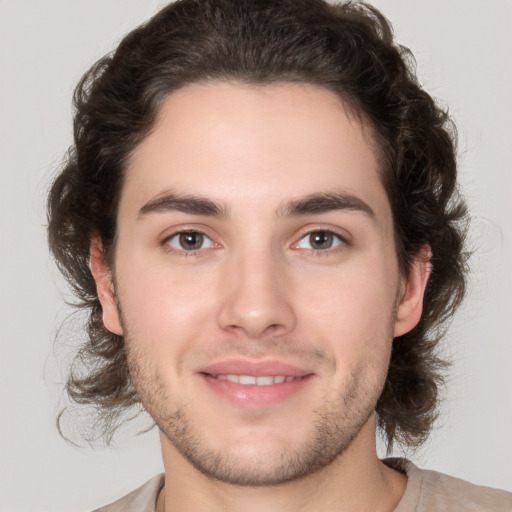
161, 230, 217, 256
161, 228, 349, 256
293, 228, 349, 254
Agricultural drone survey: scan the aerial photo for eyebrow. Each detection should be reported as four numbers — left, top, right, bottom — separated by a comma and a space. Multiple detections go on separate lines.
138, 190, 374, 220
138, 192, 228, 218
280, 192, 375, 219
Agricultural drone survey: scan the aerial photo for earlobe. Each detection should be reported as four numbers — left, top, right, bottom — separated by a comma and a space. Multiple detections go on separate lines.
89, 238, 123, 336
394, 245, 432, 337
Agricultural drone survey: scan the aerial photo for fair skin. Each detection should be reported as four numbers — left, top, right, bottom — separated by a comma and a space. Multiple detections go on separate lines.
91, 82, 430, 512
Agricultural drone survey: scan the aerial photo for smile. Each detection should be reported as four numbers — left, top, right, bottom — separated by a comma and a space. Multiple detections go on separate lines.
208, 374, 299, 385
198, 360, 314, 407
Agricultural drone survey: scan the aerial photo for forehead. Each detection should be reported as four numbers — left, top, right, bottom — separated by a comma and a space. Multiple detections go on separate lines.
122, 81, 389, 222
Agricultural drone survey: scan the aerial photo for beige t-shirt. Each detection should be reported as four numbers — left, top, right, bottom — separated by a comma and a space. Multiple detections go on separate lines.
387, 459, 512, 511
94, 459, 512, 511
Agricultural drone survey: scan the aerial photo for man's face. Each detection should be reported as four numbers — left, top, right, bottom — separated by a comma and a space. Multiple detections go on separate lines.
96, 82, 423, 485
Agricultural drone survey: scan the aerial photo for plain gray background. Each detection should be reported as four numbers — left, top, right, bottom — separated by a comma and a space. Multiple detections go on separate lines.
1, 1, 511, 511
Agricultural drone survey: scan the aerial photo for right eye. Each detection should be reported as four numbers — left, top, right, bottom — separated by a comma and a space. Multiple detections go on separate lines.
296, 230, 344, 251
165, 231, 214, 252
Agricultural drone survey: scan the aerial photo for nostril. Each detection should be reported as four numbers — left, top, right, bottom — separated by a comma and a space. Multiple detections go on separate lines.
216, 282, 297, 338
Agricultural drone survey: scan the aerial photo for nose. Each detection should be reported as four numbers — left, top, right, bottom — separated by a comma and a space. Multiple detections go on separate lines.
217, 249, 297, 339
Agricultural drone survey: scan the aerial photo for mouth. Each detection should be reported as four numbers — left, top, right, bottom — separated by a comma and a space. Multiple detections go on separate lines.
205, 374, 303, 385
197, 360, 314, 408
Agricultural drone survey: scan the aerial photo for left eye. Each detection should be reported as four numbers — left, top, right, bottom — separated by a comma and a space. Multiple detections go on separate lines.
166, 231, 214, 251
296, 230, 344, 250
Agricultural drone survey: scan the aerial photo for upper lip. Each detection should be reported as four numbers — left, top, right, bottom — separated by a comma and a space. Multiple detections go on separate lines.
198, 359, 313, 377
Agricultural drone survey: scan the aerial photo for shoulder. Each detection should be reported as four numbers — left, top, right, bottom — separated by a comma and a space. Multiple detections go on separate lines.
385, 458, 512, 512
92, 474, 164, 512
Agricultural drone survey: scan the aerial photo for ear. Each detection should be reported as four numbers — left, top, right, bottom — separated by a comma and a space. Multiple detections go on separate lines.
89, 237, 123, 336
394, 245, 432, 337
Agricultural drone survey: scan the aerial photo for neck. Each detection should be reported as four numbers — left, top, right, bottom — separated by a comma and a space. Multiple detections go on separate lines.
158, 415, 407, 512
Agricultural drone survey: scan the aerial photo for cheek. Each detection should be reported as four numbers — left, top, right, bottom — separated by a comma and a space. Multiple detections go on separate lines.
115, 256, 220, 354
296, 256, 399, 359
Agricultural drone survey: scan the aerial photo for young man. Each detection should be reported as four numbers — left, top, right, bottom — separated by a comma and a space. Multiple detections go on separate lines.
47, 0, 512, 510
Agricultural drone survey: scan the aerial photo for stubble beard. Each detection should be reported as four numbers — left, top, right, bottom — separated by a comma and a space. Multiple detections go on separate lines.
124, 335, 391, 487
158, 376, 379, 487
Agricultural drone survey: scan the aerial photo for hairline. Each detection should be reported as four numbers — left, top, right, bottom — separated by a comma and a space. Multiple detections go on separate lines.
105, 78, 398, 267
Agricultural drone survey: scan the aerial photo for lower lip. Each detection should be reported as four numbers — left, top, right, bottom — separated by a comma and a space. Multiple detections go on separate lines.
199, 373, 313, 408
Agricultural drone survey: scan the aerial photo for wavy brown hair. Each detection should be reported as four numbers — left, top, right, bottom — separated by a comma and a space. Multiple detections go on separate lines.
48, 0, 468, 448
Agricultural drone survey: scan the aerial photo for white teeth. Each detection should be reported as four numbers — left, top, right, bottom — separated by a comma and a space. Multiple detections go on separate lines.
256, 376, 274, 385
212, 374, 293, 385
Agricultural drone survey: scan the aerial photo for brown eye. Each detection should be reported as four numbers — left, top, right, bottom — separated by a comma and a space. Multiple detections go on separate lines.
179, 232, 203, 250
297, 230, 343, 250
166, 231, 213, 251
